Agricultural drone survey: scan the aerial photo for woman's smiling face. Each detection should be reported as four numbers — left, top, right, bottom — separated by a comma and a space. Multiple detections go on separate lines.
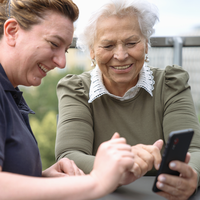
90, 14, 148, 96
10, 10, 74, 87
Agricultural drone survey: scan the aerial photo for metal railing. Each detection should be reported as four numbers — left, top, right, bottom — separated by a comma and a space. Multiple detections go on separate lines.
150, 36, 200, 66
70, 36, 200, 67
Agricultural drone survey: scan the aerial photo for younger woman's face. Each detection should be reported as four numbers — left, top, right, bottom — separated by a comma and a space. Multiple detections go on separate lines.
11, 10, 74, 87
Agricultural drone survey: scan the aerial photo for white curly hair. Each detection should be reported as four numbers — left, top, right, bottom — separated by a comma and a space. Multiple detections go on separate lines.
75, 0, 159, 53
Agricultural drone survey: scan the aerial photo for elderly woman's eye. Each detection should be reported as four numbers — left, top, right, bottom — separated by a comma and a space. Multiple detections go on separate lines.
127, 43, 136, 46
103, 45, 113, 49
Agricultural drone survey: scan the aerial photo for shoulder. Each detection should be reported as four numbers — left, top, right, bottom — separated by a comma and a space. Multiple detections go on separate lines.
150, 65, 190, 91
57, 71, 91, 97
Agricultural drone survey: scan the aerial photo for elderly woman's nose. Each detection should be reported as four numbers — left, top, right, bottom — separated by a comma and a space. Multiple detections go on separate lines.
113, 46, 128, 60
53, 52, 66, 69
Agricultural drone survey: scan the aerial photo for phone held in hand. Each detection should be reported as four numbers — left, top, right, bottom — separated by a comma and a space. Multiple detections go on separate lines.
152, 128, 194, 193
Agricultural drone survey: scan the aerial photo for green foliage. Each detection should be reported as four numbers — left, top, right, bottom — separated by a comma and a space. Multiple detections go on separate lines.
20, 68, 84, 170
21, 68, 84, 121
30, 111, 57, 170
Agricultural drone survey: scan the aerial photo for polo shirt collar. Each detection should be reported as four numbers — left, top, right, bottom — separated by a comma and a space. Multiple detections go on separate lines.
0, 63, 17, 92
0, 64, 34, 114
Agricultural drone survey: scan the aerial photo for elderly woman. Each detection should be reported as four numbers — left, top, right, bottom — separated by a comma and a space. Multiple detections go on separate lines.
55, 0, 200, 199
0, 0, 141, 199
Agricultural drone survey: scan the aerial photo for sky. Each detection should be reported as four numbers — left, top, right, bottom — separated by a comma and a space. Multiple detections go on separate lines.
73, 0, 200, 36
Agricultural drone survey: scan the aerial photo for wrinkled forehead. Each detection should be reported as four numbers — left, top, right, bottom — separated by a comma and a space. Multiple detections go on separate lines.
95, 13, 140, 35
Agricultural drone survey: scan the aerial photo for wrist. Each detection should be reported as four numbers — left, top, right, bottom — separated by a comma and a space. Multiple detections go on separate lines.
88, 171, 109, 199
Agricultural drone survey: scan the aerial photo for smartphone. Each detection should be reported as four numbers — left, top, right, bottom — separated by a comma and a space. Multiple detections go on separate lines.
152, 128, 194, 192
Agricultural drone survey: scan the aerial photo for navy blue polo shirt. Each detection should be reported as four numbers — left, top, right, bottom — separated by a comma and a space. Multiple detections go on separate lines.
0, 64, 42, 176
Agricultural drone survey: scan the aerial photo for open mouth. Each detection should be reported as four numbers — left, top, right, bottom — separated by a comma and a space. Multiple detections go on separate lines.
112, 64, 132, 70
38, 63, 49, 73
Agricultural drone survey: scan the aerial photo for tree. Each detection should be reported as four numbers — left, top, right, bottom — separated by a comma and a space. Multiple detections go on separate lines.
30, 111, 57, 170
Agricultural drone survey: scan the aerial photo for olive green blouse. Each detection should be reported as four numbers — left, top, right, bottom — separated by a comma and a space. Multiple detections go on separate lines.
55, 65, 200, 185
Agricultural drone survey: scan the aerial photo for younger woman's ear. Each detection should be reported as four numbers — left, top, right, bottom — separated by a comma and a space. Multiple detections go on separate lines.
4, 18, 19, 46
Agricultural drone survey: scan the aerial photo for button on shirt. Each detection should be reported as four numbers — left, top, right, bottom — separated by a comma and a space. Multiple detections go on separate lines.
0, 64, 42, 176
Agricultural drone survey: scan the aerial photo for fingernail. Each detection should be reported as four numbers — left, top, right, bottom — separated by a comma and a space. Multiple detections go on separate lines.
170, 162, 176, 168
159, 176, 166, 182
158, 182, 164, 188
157, 164, 160, 169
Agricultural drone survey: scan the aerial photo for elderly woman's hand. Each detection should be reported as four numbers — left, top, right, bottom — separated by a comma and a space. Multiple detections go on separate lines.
130, 139, 163, 178
156, 153, 198, 200
117, 139, 163, 186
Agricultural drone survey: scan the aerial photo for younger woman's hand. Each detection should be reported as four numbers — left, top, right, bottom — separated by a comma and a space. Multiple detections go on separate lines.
90, 133, 134, 194
42, 158, 84, 177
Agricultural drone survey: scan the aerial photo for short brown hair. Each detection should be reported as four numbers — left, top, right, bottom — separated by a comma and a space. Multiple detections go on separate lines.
0, 0, 79, 38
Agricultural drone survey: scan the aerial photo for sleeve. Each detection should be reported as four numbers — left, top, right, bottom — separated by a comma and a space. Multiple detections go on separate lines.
55, 74, 95, 174
162, 65, 200, 186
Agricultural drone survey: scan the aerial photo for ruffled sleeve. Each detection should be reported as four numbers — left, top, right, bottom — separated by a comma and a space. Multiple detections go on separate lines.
165, 65, 190, 93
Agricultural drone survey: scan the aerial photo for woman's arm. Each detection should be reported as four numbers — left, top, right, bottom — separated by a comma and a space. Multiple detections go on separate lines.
56, 74, 95, 173
0, 133, 134, 200
156, 66, 200, 199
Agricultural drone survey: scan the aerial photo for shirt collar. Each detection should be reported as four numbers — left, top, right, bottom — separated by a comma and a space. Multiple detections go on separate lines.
0, 64, 34, 114
88, 63, 155, 103
0, 63, 16, 92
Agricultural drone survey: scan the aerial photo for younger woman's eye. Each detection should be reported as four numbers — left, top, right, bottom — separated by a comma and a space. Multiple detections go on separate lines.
50, 41, 58, 47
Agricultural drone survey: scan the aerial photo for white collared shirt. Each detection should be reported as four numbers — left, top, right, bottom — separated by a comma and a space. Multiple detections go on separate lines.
88, 63, 155, 103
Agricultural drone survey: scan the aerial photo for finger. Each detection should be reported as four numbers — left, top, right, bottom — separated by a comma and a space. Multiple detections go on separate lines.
60, 159, 76, 176
141, 145, 162, 170
53, 172, 69, 177
79, 169, 85, 175
130, 155, 150, 177
169, 161, 193, 178
185, 152, 190, 164
116, 144, 132, 151
153, 139, 163, 150
115, 149, 134, 159
156, 180, 181, 198
109, 137, 127, 145
136, 149, 154, 171
130, 162, 142, 177
111, 132, 120, 140
111, 151, 134, 170
71, 160, 83, 176
157, 174, 187, 192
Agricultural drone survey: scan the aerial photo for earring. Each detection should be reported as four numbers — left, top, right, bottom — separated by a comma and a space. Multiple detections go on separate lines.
91, 58, 96, 67
145, 54, 149, 63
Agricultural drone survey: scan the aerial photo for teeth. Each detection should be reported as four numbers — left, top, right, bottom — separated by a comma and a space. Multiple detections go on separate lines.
38, 64, 49, 73
113, 65, 131, 70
